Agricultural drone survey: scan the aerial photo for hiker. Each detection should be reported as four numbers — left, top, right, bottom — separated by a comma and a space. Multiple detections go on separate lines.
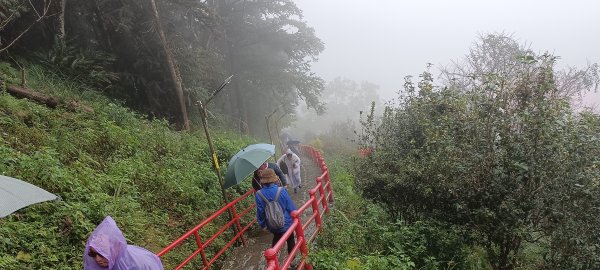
252, 162, 287, 191
286, 140, 301, 156
277, 149, 302, 193
256, 169, 297, 255
279, 131, 292, 149
84, 216, 164, 270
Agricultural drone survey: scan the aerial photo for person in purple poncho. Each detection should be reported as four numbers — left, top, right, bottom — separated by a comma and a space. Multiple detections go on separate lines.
84, 216, 164, 270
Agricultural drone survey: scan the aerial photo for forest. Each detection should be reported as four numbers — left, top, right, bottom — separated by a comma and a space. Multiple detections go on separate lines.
2, 0, 600, 270
1, 0, 325, 135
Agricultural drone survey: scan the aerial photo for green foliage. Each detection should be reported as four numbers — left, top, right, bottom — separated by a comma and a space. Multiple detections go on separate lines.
0, 0, 29, 29
356, 36, 600, 269
35, 38, 118, 88
310, 155, 480, 270
0, 61, 19, 83
211, 0, 326, 135
2, 0, 326, 136
0, 62, 254, 269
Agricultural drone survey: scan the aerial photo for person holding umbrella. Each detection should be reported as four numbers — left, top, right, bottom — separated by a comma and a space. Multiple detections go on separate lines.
252, 162, 287, 191
224, 143, 277, 190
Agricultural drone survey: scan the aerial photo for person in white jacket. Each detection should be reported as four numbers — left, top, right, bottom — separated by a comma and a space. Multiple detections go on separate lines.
277, 149, 302, 193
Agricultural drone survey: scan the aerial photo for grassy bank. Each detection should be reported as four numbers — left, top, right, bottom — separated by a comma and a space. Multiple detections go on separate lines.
0, 63, 254, 269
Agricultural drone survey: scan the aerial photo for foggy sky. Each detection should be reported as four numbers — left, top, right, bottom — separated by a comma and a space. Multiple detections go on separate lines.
294, 0, 600, 105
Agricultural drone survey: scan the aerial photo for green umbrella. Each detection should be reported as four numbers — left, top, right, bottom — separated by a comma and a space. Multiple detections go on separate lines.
224, 143, 275, 189
1, 175, 58, 218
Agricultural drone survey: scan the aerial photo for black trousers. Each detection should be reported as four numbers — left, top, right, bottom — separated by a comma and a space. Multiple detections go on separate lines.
272, 231, 296, 255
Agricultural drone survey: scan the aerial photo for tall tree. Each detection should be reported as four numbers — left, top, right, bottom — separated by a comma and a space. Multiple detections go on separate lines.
212, 0, 325, 136
2, 0, 325, 134
149, 0, 189, 130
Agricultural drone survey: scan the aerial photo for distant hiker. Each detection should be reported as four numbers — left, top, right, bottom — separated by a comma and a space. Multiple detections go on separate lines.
252, 162, 287, 191
286, 140, 301, 156
278, 158, 289, 175
256, 169, 297, 255
277, 149, 302, 193
84, 216, 164, 270
279, 131, 292, 149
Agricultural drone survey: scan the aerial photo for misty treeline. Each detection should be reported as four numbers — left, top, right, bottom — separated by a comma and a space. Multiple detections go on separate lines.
351, 34, 600, 269
292, 76, 382, 148
0, 0, 323, 135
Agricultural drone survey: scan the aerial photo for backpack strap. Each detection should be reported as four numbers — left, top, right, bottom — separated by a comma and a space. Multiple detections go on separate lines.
257, 187, 283, 203
256, 190, 269, 203
274, 187, 283, 201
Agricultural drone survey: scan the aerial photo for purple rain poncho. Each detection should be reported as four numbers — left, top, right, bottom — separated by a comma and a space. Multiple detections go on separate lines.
84, 216, 164, 270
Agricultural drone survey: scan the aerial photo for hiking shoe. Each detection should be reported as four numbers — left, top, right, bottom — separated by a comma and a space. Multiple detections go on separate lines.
293, 187, 297, 194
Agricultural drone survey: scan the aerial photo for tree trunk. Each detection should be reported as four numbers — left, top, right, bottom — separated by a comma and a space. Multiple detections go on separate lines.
49, 0, 66, 38
148, 0, 190, 130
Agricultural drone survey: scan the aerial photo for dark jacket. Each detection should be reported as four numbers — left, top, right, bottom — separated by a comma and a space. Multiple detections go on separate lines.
255, 183, 296, 233
252, 162, 287, 190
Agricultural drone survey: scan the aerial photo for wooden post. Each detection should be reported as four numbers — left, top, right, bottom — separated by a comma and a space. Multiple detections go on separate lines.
20, 68, 26, 87
195, 75, 238, 238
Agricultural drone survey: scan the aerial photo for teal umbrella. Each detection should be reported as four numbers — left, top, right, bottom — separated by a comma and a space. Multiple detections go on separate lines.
224, 143, 275, 189
1, 175, 58, 218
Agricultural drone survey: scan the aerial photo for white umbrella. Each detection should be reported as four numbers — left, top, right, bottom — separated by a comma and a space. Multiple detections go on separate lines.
0, 174, 58, 218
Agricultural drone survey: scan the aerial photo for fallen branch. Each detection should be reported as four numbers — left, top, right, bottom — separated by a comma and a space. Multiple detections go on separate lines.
3, 82, 94, 113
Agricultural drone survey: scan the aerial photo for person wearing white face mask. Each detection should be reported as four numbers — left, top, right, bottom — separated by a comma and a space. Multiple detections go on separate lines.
251, 162, 287, 191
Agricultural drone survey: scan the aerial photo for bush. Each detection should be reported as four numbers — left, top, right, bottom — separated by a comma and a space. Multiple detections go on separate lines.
310, 155, 479, 270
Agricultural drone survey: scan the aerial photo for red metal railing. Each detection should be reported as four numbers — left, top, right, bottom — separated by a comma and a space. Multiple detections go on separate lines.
156, 189, 256, 270
264, 145, 334, 270
157, 145, 333, 270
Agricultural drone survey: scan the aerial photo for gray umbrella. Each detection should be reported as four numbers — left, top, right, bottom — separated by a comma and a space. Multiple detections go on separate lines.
0, 174, 58, 218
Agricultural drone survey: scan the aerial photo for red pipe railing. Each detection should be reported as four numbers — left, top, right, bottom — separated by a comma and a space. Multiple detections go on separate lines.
157, 145, 333, 270
156, 189, 256, 270
264, 145, 333, 270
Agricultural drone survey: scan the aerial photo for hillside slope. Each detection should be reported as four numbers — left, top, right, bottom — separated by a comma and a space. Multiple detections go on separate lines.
0, 63, 254, 269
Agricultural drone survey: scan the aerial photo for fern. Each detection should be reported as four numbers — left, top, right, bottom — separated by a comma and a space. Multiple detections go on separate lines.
0, 0, 28, 31
35, 38, 119, 89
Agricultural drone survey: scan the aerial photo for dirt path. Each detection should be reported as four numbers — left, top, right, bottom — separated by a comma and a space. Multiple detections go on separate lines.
220, 152, 324, 270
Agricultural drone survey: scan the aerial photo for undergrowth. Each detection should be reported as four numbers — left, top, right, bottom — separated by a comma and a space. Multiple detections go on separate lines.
0, 62, 255, 269
308, 154, 490, 270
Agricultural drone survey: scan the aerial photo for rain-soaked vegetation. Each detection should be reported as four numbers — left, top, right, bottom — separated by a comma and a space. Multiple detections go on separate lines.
1, 1, 600, 269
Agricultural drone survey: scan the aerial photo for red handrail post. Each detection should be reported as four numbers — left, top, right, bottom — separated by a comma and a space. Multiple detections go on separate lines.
265, 248, 281, 270
230, 203, 247, 246
291, 210, 312, 270
193, 231, 209, 267
324, 169, 334, 203
309, 189, 322, 228
316, 177, 328, 214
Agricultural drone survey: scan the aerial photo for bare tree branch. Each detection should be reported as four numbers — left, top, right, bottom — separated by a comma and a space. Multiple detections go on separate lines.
0, 0, 55, 54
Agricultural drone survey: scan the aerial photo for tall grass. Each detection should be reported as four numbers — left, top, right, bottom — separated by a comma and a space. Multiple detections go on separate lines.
0, 63, 254, 269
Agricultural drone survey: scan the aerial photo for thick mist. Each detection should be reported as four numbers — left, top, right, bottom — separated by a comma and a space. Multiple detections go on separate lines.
289, 0, 600, 142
